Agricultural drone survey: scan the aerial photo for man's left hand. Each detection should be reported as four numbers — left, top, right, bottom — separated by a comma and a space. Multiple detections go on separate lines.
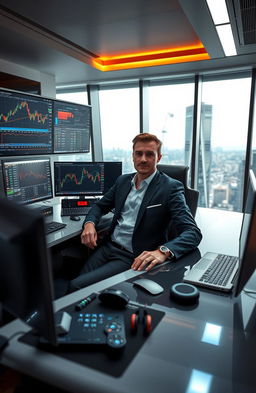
131, 250, 167, 271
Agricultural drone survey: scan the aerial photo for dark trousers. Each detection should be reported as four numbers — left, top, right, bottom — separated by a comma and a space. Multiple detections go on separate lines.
69, 241, 134, 291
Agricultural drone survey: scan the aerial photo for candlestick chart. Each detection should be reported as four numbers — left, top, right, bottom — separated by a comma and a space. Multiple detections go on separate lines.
54, 162, 104, 196
0, 92, 53, 155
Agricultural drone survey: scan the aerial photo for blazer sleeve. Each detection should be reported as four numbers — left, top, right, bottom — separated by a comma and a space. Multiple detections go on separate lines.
164, 181, 202, 259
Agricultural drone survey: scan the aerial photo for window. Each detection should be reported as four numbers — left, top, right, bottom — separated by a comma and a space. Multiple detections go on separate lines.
99, 86, 139, 173
198, 75, 251, 212
148, 81, 195, 165
56, 91, 88, 105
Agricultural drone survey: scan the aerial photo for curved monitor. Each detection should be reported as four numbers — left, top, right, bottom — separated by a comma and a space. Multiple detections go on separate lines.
0, 199, 57, 345
235, 169, 256, 296
2, 157, 53, 205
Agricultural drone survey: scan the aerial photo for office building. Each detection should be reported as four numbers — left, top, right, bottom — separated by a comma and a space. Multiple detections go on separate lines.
185, 103, 212, 207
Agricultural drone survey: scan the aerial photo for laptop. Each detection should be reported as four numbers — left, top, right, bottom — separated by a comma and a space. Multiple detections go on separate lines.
183, 169, 256, 293
183, 252, 239, 292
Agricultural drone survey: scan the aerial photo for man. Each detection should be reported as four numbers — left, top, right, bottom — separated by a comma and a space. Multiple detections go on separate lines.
69, 133, 202, 292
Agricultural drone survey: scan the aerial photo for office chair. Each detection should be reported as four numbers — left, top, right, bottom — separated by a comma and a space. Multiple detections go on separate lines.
157, 164, 199, 217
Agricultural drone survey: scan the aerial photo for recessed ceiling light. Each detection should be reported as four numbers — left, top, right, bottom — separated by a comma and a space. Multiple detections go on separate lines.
206, 0, 229, 24
216, 24, 237, 56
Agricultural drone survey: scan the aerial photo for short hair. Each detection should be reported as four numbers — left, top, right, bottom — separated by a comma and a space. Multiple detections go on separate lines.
132, 133, 162, 156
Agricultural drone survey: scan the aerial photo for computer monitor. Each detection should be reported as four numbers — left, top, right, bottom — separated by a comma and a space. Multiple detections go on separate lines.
103, 161, 123, 193
53, 99, 92, 154
0, 88, 53, 156
0, 198, 57, 345
2, 157, 53, 205
235, 169, 256, 296
54, 161, 122, 197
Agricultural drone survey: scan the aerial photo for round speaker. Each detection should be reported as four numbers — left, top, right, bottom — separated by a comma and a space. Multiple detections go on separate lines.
170, 283, 199, 305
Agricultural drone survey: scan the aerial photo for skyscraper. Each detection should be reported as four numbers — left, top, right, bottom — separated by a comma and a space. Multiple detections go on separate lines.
185, 103, 212, 207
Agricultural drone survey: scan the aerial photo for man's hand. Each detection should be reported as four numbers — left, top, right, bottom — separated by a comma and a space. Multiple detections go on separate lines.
131, 250, 167, 271
81, 222, 97, 249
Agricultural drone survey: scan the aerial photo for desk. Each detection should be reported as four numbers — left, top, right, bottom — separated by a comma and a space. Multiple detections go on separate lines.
1, 207, 255, 393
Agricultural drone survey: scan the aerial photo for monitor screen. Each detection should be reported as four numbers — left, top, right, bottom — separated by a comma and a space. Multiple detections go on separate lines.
235, 169, 256, 296
103, 161, 123, 193
0, 88, 53, 156
54, 161, 122, 197
2, 158, 53, 204
53, 100, 91, 154
54, 161, 104, 196
0, 198, 57, 345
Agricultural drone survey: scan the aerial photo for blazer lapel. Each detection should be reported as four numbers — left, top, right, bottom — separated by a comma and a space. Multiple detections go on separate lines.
133, 171, 160, 232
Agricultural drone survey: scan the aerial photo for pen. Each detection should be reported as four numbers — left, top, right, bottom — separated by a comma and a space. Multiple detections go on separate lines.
75, 292, 97, 311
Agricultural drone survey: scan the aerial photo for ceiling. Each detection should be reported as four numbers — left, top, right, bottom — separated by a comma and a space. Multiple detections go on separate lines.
0, 0, 255, 86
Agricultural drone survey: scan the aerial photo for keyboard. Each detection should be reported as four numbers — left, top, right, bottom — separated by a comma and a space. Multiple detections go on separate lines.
56, 312, 126, 348
199, 254, 238, 286
61, 206, 91, 216
45, 221, 67, 234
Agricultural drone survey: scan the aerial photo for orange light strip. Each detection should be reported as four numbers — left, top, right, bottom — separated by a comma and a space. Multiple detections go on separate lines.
92, 45, 210, 71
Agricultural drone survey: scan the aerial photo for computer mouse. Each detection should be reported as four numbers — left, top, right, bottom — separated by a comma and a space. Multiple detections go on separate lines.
70, 215, 81, 221
133, 278, 164, 295
98, 288, 129, 309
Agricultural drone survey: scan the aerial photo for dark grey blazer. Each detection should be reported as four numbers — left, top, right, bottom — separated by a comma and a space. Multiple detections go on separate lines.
85, 170, 202, 258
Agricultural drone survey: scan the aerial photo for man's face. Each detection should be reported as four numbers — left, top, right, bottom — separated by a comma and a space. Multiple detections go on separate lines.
133, 141, 162, 178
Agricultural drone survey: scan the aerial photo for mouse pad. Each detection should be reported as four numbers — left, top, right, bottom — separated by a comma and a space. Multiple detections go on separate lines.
112, 249, 202, 309
19, 301, 164, 378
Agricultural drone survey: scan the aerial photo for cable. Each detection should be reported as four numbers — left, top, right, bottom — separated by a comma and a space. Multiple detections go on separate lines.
0, 331, 26, 353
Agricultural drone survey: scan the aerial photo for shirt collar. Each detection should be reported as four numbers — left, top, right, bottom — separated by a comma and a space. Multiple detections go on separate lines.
131, 170, 157, 188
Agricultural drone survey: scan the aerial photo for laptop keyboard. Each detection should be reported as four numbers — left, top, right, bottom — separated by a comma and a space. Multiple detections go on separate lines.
199, 254, 238, 286
45, 221, 66, 234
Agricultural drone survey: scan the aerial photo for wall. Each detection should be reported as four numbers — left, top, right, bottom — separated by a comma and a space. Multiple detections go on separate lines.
0, 58, 56, 97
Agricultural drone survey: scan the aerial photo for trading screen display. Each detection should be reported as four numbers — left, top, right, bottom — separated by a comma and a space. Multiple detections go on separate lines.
0, 89, 53, 156
3, 158, 53, 204
54, 162, 105, 196
53, 100, 91, 153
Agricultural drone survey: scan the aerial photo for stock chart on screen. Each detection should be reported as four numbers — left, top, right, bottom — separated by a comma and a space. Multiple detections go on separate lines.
3, 158, 53, 204
54, 162, 104, 196
53, 100, 91, 153
0, 90, 53, 156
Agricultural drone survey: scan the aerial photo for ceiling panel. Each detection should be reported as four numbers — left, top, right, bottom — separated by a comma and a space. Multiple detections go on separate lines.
0, 0, 255, 85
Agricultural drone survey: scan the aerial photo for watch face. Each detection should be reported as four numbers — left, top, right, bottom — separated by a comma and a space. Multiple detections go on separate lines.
160, 246, 169, 253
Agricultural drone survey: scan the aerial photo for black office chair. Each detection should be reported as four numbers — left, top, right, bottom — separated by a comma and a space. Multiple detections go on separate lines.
157, 164, 199, 217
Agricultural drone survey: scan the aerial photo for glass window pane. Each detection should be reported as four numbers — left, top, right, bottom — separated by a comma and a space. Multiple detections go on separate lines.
56, 91, 88, 105
199, 77, 251, 212
99, 87, 139, 173
148, 82, 195, 165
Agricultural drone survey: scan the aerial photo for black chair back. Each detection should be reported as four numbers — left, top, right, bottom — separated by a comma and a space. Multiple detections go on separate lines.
157, 164, 199, 217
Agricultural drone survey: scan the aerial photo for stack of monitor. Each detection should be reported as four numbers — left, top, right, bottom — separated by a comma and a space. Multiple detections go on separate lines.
0, 87, 123, 205
0, 159, 122, 205
0, 88, 92, 155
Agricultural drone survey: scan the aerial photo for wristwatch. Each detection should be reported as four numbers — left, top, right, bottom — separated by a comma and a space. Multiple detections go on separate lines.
159, 245, 174, 259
